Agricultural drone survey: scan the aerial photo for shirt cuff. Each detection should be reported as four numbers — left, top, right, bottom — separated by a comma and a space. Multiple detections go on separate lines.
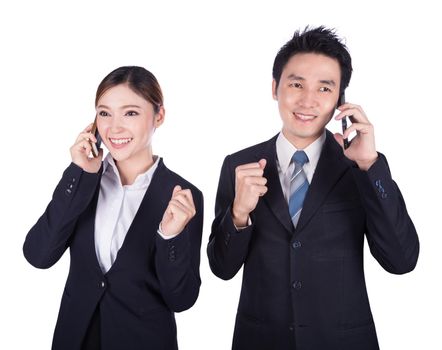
233, 216, 252, 231
157, 222, 179, 240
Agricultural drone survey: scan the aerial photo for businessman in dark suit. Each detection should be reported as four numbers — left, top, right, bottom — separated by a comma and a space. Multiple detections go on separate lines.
207, 27, 419, 350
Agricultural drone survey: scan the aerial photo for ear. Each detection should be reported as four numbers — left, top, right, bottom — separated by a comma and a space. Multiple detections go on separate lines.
272, 79, 278, 100
337, 91, 345, 108
154, 106, 165, 127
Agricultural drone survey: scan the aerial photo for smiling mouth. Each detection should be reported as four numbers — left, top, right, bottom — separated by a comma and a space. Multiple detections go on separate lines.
293, 112, 317, 121
109, 138, 133, 145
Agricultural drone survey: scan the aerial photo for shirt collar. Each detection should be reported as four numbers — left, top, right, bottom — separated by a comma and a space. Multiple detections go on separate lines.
276, 130, 326, 174
102, 152, 160, 190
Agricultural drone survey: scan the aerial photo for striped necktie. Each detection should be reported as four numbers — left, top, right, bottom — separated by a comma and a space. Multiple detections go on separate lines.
289, 151, 309, 227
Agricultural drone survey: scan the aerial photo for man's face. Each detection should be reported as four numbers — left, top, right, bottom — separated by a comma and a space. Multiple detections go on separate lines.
273, 52, 341, 149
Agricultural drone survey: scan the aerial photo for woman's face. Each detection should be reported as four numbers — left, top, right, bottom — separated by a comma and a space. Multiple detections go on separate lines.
96, 84, 164, 163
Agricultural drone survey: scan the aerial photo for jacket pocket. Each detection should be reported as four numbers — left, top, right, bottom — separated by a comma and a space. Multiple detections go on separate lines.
233, 312, 263, 349
340, 321, 379, 350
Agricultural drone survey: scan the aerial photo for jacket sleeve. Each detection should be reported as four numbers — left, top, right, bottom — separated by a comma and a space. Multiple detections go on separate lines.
352, 153, 419, 274
207, 155, 254, 280
154, 188, 204, 312
23, 163, 101, 269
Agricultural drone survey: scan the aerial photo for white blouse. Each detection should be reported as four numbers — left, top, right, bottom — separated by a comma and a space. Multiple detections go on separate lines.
94, 153, 160, 273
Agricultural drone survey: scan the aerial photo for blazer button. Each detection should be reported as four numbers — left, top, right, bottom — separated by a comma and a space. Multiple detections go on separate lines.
292, 241, 301, 249
100, 281, 106, 288
375, 179, 387, 198
292, 281, 302, 290
65, 188, 72, 195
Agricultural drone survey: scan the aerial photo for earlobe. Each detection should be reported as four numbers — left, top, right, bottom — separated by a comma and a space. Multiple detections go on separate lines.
154, 106, 165, 127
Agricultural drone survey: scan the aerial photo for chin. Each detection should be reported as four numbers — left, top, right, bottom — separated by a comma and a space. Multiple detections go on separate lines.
284, 127, 323, 145
107, 149, 131, 162
287, 126, 316, 138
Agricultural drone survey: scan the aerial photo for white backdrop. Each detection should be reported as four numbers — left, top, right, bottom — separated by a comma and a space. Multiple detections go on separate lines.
1, 0, 441, 349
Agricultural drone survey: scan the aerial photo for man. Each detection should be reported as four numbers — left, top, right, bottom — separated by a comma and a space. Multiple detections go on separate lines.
207, 27, 419, 350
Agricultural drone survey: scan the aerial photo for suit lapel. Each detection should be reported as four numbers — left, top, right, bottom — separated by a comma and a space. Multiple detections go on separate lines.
118, 159, 169, 245
103, 159, 171, 275
83, 178, 105, 275
295, 131, 351, 234
259, 135, 294, 234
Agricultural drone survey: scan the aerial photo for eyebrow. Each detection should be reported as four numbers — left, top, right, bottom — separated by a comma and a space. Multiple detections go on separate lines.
286, 74, 337, 87
287, 74, 305, 81
96, 104, 142, 110
319, 79, 336, 87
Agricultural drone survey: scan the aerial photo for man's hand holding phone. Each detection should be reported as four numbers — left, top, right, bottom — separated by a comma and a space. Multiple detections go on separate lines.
333, 103, 378, 171
70, 122, 103, 173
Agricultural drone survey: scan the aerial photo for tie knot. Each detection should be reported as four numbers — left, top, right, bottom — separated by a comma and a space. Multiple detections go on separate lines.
292, 150, 309, 166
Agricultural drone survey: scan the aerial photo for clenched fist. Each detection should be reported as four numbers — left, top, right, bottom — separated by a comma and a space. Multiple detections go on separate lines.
161, 185, 196, 237
232, 159, 267, 227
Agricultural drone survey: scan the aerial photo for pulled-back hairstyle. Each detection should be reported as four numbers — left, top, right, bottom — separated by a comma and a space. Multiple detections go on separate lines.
95, 66, 163, 113
272, 26, 352, 93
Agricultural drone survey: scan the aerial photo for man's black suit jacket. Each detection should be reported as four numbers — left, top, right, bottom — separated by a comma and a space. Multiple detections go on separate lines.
24, 159, 203, 350
208, 131, 419, 350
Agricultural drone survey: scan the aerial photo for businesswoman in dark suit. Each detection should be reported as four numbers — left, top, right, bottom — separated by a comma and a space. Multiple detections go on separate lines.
23, 66, 203, 350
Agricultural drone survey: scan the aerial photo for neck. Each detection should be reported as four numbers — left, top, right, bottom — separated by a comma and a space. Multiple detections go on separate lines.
115, 148, 154, 186
282, 129, 323, 150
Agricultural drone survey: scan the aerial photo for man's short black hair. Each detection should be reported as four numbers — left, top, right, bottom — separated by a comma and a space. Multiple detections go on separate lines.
272, 26, 353, 93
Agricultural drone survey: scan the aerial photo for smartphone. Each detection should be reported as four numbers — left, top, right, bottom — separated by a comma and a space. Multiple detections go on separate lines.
90, 117, 102, 158
338, 92, 350, 150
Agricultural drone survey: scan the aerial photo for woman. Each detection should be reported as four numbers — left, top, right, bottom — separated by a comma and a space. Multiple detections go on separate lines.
23, 66, 203, 350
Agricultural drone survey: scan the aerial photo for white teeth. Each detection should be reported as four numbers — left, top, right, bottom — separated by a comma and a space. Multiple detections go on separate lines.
110, 138, 132, 145
295, 113, 315, 121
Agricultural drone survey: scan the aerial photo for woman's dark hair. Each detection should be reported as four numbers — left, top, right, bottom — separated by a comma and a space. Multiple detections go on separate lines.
272, 26, 353, 93
95, 66, 163, 113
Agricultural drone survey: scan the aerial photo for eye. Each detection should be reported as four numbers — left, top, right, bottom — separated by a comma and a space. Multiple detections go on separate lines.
98, 110, 110, 117
289, 82, 303, 88
125, 110, 139, 117
319, 86, 332, 93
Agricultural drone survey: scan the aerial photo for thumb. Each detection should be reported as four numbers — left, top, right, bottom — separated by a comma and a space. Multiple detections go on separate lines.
172, 185, 182, 198
97, 148, 104, 161
258, 158, 267, 169
333, 133, 344, 149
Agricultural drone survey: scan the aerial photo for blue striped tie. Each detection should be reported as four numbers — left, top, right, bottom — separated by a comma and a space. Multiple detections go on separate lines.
289, 151, 309, 227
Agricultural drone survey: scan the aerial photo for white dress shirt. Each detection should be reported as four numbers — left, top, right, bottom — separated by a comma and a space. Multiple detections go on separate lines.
276, 131, 326, 203
235, 131, 326, 231
94, 153, 160, 273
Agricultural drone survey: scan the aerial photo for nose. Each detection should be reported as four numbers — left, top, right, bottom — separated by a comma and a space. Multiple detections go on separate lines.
298, 88, 318, 108
110, 115, 124, 132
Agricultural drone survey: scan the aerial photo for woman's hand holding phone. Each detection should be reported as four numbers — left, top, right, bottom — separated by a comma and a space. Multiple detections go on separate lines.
70, 123, 103, 173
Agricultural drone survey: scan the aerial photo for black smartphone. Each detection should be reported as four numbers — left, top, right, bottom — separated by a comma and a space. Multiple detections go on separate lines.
338, 92, 350, 150
90, 116, 102, 158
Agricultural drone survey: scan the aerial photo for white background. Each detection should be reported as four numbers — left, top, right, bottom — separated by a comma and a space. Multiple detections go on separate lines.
1, 0, 441, 349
